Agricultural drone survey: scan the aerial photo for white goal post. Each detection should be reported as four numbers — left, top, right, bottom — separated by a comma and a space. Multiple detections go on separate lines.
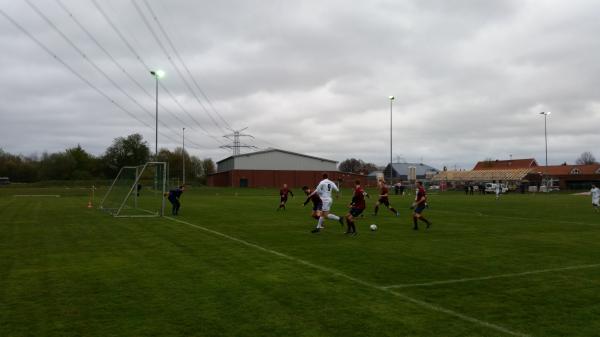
99, 161, 168, 217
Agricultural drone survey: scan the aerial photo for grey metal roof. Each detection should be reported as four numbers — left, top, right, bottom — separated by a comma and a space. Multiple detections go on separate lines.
388, 163, 439, 175
216, 148, 338, 164
368, 170, 383, 177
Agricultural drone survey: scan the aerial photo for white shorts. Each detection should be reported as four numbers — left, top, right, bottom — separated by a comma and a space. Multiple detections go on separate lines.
321, 197, 333, 212
593, 199, 599, 206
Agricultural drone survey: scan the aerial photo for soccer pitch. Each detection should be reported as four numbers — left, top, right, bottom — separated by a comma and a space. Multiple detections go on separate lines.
1, 186, 599, 337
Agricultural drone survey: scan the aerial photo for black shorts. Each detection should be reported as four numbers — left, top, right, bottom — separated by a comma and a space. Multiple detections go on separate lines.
378, 198, 390, 207
312, 202, 323, 211
280, 197, 288, 203
349, 207, 364, 217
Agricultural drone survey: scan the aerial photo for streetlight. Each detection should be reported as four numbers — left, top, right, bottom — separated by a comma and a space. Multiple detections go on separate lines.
182, 127, 185, 185
389, 96, 395, 185
150, 69, 165, 158
540, 111, 551, 190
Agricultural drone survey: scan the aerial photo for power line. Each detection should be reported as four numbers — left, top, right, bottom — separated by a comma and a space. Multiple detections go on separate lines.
0, 6, 192, 149
0, 8, 150, 127
54, 0, 222, 150
158, 83, 224, 144
130, 0, 227, 134
24, 0, 183, 132
141, 0, 232, 130
54, 0, 185, 129
88, 0, 225, 145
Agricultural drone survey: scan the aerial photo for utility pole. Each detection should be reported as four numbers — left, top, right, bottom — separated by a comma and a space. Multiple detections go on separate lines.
389, 96, 395, 184
182, 127, 185, 185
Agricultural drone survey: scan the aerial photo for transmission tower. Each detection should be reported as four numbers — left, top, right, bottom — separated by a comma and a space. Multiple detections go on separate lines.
221, 127, 257, 155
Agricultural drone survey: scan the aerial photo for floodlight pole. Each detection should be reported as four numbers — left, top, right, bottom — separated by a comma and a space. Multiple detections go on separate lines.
150, 70, 164, 158
540, 111, 551, 190
182, 127, 185, 185
389, 96, 395, 184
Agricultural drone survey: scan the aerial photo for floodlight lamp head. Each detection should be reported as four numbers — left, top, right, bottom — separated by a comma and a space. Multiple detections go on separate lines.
150, 70, 165, 79
540, 111, 551, 115
389, 96, 395, 100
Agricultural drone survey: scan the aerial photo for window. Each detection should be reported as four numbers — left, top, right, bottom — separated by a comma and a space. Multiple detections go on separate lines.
570, 168, 581, 175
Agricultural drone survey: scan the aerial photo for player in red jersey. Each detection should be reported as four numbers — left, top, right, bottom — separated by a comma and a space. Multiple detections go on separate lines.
373, 180, 399, 217
277, 183, 294, 211
344, 180, 367, 236
412, 181, 432, 230
302, 185, 323, 220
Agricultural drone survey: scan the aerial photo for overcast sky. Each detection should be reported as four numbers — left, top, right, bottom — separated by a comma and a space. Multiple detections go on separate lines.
1, 0, 599, 169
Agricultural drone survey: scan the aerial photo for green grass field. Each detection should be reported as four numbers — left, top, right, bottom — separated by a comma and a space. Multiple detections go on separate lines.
1, 185, 599, 337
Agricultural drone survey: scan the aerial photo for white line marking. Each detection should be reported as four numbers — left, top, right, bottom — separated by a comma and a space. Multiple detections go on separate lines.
13, 194, 61, 197
383, 263, 600, 289
164, 216, 529, 337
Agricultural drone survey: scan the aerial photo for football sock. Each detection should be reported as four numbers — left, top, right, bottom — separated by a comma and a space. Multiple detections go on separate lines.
390, 207, 398, 214
420, 217, 431, 228
413, 216, 418, 229
327, 214, 340, 221
374, 205, 379, 214
317, 217, 325, 229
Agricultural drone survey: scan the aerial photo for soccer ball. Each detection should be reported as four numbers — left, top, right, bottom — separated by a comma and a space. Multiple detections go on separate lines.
370, 224, 378, 231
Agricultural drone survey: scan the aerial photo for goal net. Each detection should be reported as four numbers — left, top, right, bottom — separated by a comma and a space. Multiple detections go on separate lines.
99, 162, 167, 217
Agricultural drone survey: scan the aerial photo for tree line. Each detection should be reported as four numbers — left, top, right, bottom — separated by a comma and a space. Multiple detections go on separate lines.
338, 158, 379, 174
0, 134, 215, 183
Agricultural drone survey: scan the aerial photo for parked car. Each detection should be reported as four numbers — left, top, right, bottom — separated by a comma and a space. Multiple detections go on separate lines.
484, 183, 508, 194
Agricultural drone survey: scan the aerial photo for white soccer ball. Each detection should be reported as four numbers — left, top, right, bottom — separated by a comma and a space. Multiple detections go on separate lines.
370, 224, 378, 231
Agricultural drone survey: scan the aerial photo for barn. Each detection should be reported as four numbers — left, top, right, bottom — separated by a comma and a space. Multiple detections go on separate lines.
207, 148, 368, 188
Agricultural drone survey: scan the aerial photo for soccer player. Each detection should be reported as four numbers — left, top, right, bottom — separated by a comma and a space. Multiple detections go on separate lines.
412, 181, 431, 230
373, 180, 399, 217
591, 184, 599, 212
277, 183, 294, 211
307, 173, 344, 233
345, 180, 367, 236
495, 181, 501, 200
166, 185, 185, 216
302, 186, 323, 223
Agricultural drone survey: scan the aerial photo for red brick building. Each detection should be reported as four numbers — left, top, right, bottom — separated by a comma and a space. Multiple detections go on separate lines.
433, 158, 600, 190
526, 164, 600, 190
207, 149, 368, 188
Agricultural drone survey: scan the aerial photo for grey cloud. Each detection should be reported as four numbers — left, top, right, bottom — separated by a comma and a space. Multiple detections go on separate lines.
0, 0, 599, 169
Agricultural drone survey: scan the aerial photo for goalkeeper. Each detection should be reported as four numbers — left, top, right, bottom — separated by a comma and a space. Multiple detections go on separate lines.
166, 185, 185, 215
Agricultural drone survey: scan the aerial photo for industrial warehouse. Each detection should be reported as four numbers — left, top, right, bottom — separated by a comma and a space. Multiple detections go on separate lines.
207, 148, 368, 188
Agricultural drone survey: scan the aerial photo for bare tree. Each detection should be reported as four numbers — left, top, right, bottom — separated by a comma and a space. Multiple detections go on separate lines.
575, 152, 597, 165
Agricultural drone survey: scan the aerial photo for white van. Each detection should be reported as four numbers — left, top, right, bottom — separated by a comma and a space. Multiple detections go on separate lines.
484, 183, 508, 194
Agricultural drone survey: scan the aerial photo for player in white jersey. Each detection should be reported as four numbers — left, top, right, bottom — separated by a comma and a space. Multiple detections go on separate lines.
591, 184, 599, 212
309, 173, 344, 233
495, 181, 501, 200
